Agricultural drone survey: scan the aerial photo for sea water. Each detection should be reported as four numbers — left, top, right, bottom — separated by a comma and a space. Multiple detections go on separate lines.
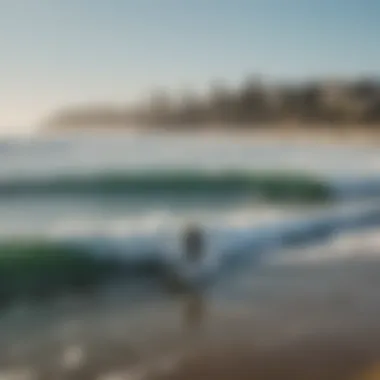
1, 132, 380, 378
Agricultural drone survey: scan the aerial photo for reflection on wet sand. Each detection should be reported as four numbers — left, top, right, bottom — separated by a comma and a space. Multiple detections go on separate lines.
182, 292, 205, 334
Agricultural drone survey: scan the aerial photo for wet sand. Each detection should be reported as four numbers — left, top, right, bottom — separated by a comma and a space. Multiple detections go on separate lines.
2, 249, 380, 379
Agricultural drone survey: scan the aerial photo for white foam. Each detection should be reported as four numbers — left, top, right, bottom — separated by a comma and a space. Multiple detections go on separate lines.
273, 230, 380, 265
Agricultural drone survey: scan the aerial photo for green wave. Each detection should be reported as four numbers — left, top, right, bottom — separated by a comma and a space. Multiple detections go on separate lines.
0, 241, 162, 310
0, 170, 331, 202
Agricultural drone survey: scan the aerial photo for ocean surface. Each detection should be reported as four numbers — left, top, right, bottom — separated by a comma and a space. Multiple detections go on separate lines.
1, 132, 380, 289
1, 132, 380, 379
1, 131, 380, 237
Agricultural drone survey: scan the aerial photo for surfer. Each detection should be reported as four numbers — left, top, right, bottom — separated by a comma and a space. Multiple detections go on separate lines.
180, 224, 206, 332
163, 223, 209, 332
163, 223, 208, 291
183, 224, 205, 265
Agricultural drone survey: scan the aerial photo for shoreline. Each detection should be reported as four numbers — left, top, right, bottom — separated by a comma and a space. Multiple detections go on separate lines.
39, 125, 380, 146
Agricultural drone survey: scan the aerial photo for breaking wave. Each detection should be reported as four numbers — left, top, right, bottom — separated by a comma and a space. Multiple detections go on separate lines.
1, 202, 380, 308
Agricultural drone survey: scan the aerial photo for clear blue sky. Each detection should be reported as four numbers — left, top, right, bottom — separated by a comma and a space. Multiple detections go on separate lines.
1, 0, 379, 133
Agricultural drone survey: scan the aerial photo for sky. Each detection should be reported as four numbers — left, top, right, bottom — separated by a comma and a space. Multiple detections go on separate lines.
0, 0, 379, 134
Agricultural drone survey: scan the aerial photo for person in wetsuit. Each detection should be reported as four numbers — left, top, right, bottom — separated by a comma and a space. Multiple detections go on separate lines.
162, 223, 207, 332
163, 224, 206, 291
180, 224, 206, 331
183, 224, 204, 263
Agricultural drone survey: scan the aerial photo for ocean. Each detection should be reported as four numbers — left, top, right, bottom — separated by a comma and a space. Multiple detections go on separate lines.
1, 132, 380, 379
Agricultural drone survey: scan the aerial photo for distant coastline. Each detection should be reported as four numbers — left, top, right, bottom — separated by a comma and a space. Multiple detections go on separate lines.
41, 75, 380, 140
